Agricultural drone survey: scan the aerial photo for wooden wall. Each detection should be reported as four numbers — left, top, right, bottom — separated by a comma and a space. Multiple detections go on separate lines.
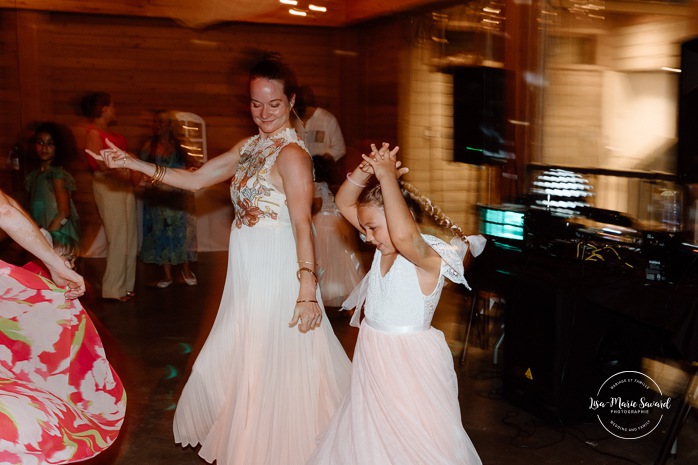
35, 12, 349, 154
340, 18, 402, 168
0, 11, 23, 195
0, 9, 406, 185
0, 9, 403, 251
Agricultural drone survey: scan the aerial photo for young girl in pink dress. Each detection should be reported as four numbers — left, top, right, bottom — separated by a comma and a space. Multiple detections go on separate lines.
307, 143, 485, 465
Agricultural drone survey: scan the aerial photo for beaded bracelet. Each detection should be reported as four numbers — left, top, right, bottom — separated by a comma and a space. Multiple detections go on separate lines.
346, 173, 367, 188
296, 267, 318, 286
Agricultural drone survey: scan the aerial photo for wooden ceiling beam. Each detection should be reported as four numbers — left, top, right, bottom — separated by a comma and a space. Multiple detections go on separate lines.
0, 0, 443, 27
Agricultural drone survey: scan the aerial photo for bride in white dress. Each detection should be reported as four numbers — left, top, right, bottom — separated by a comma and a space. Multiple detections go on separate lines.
88, 55, 351, 465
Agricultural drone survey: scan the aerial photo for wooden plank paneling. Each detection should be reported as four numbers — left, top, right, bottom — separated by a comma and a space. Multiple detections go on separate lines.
2, 0, 434, 28
0, 11, 24, 198
33, 13, 344, 158
0, 9, 357, 252
2, 0, 345, 27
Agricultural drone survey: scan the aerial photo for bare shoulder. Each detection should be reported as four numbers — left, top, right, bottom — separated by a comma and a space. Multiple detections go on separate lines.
276, 142, 310, 167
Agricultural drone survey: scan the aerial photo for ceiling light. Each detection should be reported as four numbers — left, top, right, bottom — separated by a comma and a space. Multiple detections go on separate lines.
289, 8, 307, 16
308, 4, 327, 12
280, 0, 298, 5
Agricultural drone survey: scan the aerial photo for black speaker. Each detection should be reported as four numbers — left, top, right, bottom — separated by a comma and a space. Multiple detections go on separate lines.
502, 269, 674, 425
452, 67, 506, 165
677, 36, 698, 184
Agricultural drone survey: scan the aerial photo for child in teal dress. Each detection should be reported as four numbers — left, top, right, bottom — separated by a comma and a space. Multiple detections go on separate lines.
24, 122, 80, 249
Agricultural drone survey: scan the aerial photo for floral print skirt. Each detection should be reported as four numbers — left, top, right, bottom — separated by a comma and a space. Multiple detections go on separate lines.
0, 260, 126, 464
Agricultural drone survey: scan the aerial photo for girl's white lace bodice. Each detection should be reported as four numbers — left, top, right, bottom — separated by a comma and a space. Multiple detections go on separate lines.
343, 235, 482, 333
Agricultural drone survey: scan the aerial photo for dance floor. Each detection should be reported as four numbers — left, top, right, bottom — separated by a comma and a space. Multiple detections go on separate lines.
53, 251, 698, 465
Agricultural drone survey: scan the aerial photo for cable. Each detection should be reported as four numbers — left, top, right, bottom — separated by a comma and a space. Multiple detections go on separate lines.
500, 410, 645, 463
501, 410, 566, 449
565, 427, 644, 465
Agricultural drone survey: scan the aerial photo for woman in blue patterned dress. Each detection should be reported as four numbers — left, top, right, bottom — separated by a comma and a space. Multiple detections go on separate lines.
87, 54, 351, 465
138, 111, 197, 288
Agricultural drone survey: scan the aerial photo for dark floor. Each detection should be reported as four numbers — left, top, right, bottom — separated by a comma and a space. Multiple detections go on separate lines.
58, 252, 698, 465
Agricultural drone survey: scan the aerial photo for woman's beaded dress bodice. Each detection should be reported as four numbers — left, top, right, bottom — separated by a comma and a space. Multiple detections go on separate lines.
230, 128, 308, 229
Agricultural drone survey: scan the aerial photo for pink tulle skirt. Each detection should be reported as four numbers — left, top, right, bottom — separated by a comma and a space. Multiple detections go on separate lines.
307, 321, 482, 465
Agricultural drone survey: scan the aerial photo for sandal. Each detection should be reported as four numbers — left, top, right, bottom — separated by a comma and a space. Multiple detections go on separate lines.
156, 279, 173, 289
182, 270, 197, 286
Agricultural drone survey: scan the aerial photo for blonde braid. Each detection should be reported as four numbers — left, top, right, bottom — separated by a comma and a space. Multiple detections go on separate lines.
399, 181, 468, 242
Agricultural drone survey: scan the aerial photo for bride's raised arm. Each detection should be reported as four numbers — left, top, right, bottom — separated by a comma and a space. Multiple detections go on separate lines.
87, 138, 244, 192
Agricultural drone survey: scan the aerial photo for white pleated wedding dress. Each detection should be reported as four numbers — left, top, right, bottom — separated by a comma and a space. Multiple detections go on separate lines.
173, 128, 351, 465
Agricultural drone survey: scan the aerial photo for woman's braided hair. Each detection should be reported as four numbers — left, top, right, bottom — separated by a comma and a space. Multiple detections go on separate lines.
357, 179, 468, 242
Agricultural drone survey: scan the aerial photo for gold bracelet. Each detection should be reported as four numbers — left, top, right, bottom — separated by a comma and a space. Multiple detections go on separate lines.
296, 260, 315, 267
296, 267, 318, 285
150, 164, 162, 185
296, 299, 318, 304
150, 164, 168, 185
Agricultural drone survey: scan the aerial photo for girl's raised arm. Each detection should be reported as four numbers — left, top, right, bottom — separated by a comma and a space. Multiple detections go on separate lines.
335, 160, 373, 232
366, 144, 441, 277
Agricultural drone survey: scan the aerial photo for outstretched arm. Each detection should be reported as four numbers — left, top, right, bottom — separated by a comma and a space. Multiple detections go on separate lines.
0, 190, 85, 299
87, 138, 242, 192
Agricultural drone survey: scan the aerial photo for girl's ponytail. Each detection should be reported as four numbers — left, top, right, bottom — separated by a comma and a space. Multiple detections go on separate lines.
399, 181, 468, 242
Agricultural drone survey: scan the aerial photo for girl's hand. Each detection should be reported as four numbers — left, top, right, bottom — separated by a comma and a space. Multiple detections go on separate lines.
356, 142, 408, 177
362, 143, 401, 182
289, 300, 322, 333
358, 157, 374, 175
85, 138, 133, 170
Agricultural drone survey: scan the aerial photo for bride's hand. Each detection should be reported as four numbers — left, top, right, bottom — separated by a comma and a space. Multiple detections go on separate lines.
289, 300, 322, 333
85, 138, 133, 170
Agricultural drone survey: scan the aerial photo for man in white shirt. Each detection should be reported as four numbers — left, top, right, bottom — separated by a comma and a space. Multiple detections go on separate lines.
294, 86, 346, 162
